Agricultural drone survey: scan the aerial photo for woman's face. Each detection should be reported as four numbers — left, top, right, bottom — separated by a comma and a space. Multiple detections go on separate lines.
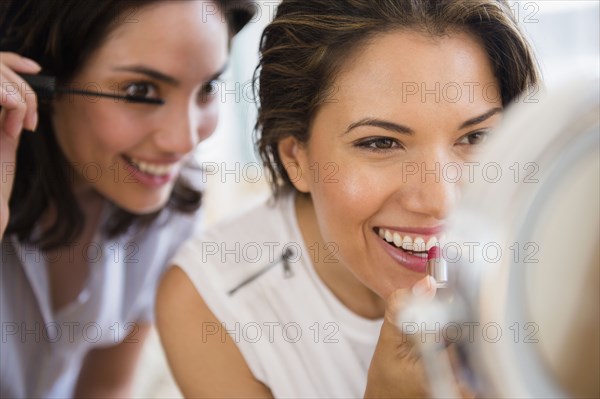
52, 1, 229, 213
289, 30, 503, 300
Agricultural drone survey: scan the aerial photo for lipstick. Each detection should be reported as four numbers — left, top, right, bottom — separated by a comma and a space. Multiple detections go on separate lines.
427, 246, 448, 288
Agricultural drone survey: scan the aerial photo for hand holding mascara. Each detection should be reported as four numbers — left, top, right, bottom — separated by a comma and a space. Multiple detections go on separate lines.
1, 52, 42, 239
0, 53, 41, 137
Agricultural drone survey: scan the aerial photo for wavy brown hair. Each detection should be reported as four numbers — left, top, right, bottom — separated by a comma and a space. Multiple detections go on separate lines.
0, 0, 255, 250
255, 0, 540, 197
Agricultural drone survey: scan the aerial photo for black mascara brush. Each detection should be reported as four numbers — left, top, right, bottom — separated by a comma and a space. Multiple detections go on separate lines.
19, 73, 164, 105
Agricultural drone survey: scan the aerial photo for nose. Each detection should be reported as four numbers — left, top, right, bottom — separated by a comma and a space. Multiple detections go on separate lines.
153, 100, 216, 155
396, 152, 459, 221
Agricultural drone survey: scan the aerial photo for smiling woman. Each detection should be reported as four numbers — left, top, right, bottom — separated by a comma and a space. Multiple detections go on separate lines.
285, 30, 506, 300
156, 0, 539, 398
0, 0, 254, 397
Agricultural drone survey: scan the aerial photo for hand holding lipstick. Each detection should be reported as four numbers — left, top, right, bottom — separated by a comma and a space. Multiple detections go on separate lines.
364, 275, 473, 399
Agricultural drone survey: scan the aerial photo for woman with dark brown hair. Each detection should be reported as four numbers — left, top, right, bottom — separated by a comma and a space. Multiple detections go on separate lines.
0, 0, 254, 396
157, 0, 539, 397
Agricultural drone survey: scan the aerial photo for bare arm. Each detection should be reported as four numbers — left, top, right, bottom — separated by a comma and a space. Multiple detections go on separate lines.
156, 265, 272, 398
74, 323, 150, 398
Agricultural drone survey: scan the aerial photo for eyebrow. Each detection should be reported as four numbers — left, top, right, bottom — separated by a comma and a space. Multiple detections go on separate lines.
345, 119, 414, 135
345, 107, 504, 136
112, 63, 229, 86
113, 65, 180, 85
458, 107, 503, 129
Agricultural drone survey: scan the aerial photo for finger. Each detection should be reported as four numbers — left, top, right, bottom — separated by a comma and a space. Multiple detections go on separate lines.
386, 276, 437, 324
0, 52, 42, 73
1, 67, 39, 135
1, 64, 39, 132
0, 79, 26, 138
412, 275, 437, 299
376, 276, 438, 361
1, 53, 41, 131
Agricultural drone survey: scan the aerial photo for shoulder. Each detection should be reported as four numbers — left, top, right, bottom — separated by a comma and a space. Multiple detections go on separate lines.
155, 265, 222, 365
156, 265, 273, 397
162, 194, 305, 338
156, 265, 202, 321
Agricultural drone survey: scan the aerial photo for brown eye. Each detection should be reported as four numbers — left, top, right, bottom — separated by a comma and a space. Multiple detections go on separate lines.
356, 137, 401, 151
197, 80, 220, 103
203, 80, 219, 95
124, 82, 158, 99
458, 130, 489, 145
373, 138, 395, 149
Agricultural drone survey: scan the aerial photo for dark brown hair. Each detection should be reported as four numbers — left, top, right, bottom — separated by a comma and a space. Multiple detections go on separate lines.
0, 0, 255, 250
255, 0, 541, 197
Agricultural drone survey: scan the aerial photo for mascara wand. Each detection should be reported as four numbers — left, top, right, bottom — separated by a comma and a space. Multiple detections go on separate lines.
18, 73, 164, 105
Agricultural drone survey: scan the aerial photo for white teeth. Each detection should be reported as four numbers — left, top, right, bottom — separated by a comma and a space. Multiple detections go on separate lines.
402, 235, 413, 251
393, 232, 402, 247
384, 230, 393, 242
127, 157, 175, 176
413, 237, 426, 252
377, 228, 442, 253
426, 236, 438, 251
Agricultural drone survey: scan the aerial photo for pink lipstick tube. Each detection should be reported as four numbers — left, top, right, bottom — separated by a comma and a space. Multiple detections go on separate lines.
427, 246, 448, 288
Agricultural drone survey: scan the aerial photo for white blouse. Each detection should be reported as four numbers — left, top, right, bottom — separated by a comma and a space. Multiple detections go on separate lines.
0, 204, 201, 398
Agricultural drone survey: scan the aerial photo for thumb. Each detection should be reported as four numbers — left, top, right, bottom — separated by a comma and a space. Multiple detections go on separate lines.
374, 276, 439, 366
385, 275, 437, 326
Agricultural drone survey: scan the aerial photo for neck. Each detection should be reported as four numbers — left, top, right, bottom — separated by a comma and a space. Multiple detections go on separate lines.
294, 194, 385, 319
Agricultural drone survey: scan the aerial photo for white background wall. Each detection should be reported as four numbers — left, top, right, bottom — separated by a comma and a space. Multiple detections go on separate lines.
132, 1, 599, 396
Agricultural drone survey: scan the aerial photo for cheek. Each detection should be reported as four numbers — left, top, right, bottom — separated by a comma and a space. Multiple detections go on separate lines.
309, 156, 390, 241
88, 105, 151, 148
58, 105, 148, 161
313, 157, 391, 211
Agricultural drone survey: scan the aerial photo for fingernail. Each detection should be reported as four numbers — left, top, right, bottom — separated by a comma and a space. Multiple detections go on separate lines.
22, 57, 41, 70
412, 276, 435, 296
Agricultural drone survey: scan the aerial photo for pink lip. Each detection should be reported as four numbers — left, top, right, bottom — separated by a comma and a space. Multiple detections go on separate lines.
375, 231, 429, 273
376, 225, 445, 235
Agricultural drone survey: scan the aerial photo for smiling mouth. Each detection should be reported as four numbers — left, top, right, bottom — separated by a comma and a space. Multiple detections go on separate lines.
375, 227, 445, 258
122, 155, 177, 177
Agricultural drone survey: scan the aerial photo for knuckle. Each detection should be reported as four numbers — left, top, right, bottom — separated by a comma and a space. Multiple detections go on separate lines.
14, 101, 27, 113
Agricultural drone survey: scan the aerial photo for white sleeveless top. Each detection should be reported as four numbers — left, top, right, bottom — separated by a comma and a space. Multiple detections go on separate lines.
173, 194, 383, 398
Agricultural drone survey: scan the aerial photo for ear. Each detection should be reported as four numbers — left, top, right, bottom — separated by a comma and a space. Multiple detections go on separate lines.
278, 136, 310, 193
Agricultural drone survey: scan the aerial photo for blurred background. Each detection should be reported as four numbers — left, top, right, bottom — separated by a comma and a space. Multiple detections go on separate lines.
132, 0, 600, 396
